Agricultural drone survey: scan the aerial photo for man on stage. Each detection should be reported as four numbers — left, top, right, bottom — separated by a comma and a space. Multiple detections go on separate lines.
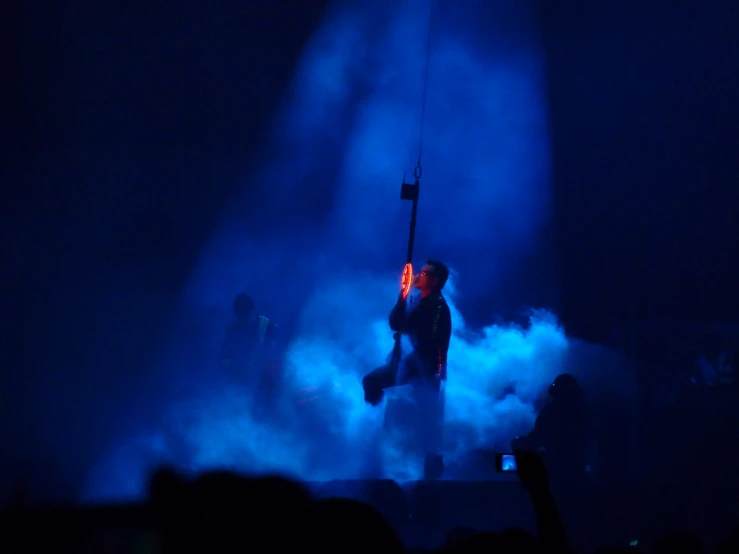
220, 293, 281, 404
362, 260, 452, 478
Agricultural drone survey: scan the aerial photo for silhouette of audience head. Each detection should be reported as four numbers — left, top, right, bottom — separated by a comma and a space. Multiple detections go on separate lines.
137, 458, 735, 554
311, 497, 404, 554
548, 373, 583, 402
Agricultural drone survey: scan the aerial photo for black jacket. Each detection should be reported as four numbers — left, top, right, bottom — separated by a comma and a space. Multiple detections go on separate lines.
389, 292, 452, 380
220, 315, 278, 371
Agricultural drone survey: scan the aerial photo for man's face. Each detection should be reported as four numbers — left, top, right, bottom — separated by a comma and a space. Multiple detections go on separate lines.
414, 264, 438, 292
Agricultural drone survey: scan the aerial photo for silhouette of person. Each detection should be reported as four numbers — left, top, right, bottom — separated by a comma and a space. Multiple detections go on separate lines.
220, 293, 280, 397
512, 373, 591, 488
362, 260, 452, 477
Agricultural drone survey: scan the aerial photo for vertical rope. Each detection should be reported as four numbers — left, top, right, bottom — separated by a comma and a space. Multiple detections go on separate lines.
415, 0, 435, 171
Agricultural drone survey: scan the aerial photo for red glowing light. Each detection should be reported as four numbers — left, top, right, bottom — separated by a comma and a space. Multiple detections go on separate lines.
401, 263, 413, 299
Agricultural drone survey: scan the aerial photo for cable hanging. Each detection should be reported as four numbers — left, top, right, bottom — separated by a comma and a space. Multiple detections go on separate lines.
399, 0, 436, 289
414, 0, 435, 181
394, 1, 437, 375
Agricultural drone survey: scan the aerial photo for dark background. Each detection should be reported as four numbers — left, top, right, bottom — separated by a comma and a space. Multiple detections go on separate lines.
541, 1, 739, 340
1, 0, 737, 496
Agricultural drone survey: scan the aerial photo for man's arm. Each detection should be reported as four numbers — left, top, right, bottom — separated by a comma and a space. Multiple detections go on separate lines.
388, 297, 407, 332
262, 322, 281, 375
515, 405, 552, 452
265, 322, 278, 348
430, 299, 452, 379
515, 450, 570, 554
265, 323, 281, 361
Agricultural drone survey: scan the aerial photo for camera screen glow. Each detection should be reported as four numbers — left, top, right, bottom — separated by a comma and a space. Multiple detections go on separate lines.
501, 454, 517, 471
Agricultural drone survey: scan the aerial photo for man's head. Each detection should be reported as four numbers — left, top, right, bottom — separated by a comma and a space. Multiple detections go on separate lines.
414, 259, 449, 295
548, 373, 582, 402
233, 293, 257, 323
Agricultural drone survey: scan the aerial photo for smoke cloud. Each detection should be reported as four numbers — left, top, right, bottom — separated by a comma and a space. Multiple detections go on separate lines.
84, 272, 633, 501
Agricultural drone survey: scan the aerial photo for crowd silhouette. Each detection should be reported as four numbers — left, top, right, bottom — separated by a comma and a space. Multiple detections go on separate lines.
3, 448, 739, 554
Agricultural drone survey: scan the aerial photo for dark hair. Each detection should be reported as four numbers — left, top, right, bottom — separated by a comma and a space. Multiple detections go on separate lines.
548, 373, 581, 399
233, 293, 256, 316
426, 259, 449, 290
